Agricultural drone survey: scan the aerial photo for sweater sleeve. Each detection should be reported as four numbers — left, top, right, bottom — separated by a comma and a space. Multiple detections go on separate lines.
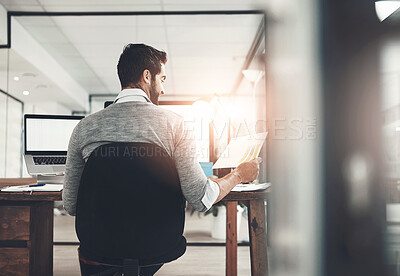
62, 124, 85, 216
173, 118, 210, 212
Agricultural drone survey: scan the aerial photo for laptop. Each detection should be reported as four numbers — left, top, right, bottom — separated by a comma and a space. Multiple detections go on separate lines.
24, 114, 84, 183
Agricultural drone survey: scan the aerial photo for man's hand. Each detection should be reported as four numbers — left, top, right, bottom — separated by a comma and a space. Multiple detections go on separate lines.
213, 157, 263, 203
235, 157, 262, 183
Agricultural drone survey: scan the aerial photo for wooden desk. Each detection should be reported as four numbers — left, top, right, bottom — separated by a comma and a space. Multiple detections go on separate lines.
222, 188, 270, 276
0, 178, 62, 276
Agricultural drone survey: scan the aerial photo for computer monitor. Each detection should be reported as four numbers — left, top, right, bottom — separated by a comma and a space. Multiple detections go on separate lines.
24, 114, 84, 155
24, 114, 84, 178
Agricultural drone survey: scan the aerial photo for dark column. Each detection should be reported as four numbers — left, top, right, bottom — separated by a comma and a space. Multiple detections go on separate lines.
321, 0, 386, 275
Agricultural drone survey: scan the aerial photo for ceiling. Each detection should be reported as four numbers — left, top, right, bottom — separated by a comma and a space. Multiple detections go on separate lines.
0, 0, 265, 112
0, 0, 263, 12
1, 49, 80, 109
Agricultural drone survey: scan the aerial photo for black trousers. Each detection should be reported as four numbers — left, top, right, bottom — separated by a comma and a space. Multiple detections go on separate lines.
79, 260, 163, 276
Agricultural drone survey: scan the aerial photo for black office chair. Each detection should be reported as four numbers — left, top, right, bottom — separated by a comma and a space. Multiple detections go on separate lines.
75, 142, 187, 276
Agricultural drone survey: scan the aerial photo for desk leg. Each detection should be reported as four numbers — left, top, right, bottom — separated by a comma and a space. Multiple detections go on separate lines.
30, 202, 54, 275
248, 199, 268, 276
226, 201, 237, 276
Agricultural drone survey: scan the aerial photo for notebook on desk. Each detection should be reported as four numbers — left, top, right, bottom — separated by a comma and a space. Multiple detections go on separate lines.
1, 184, 64, 192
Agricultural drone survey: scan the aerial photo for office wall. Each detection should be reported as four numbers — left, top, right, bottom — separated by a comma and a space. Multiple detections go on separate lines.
0, 94, 6, 177
5, 97, 23, 177
0, 49, 8, 177
90, 95, 115, 114
0, 4, 7, 45
0, 48, 24, 177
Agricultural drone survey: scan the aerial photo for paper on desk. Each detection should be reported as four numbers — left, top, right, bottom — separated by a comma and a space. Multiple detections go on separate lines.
1, 184, 63, 192
231, 182, 271, 192
213, 132, 268, 169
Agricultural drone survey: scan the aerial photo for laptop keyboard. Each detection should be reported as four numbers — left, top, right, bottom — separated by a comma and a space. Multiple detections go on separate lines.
33, 156, 66, 165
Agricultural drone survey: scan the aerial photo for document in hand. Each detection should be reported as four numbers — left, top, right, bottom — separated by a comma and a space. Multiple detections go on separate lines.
1, 184, 63, 192
213, 132, 268, 169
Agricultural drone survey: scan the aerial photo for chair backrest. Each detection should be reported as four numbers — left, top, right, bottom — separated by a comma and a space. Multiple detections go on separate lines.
75, 142, 186, 266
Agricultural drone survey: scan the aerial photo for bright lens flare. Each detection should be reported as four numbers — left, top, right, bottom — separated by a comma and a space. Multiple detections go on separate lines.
192, 100, 213, 122
224, 102, 242, 120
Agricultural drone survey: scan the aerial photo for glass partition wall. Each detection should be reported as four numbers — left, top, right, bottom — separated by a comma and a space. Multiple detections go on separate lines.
0, 48, 24, 178
0, 49, 7, 177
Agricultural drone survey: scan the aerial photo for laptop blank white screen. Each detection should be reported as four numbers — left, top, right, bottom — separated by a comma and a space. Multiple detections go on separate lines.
26, 118, 80, 152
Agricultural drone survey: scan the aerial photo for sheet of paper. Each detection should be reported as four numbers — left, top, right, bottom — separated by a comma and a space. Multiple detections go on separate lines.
231, 182, 271, 192
213, 132, 268, 169
1, 184, 63, 192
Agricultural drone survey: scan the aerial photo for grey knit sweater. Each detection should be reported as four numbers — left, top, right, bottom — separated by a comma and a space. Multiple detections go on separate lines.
63, 101, 209, 215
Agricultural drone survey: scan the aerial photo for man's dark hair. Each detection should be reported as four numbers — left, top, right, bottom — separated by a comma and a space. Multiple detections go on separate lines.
117, 43, 167, 88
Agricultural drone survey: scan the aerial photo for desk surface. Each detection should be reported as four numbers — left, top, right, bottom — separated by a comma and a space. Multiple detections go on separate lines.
0, 178, 271, 202
0, 178, 62, 201
223, 188, 271, 201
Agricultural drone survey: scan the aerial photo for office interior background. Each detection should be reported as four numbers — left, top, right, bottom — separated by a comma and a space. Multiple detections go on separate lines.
1, 0, 399, 275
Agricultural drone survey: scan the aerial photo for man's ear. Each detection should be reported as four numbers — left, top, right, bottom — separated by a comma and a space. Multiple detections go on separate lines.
142, 69, 151, 84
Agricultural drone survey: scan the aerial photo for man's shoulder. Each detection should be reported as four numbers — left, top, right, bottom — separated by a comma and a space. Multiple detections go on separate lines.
78, 103, 184, 124
79, 108, 105, 122
75, 108, 110, 129
151, 105, 184, 121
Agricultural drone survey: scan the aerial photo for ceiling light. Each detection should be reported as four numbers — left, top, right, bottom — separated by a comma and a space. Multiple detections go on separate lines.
396, 126, 400, 131
13, 76, 19, 81
22, 90, 30, 96
375, 1, 400, 21
22, 72, 37, 78
36, 84, 48, 89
